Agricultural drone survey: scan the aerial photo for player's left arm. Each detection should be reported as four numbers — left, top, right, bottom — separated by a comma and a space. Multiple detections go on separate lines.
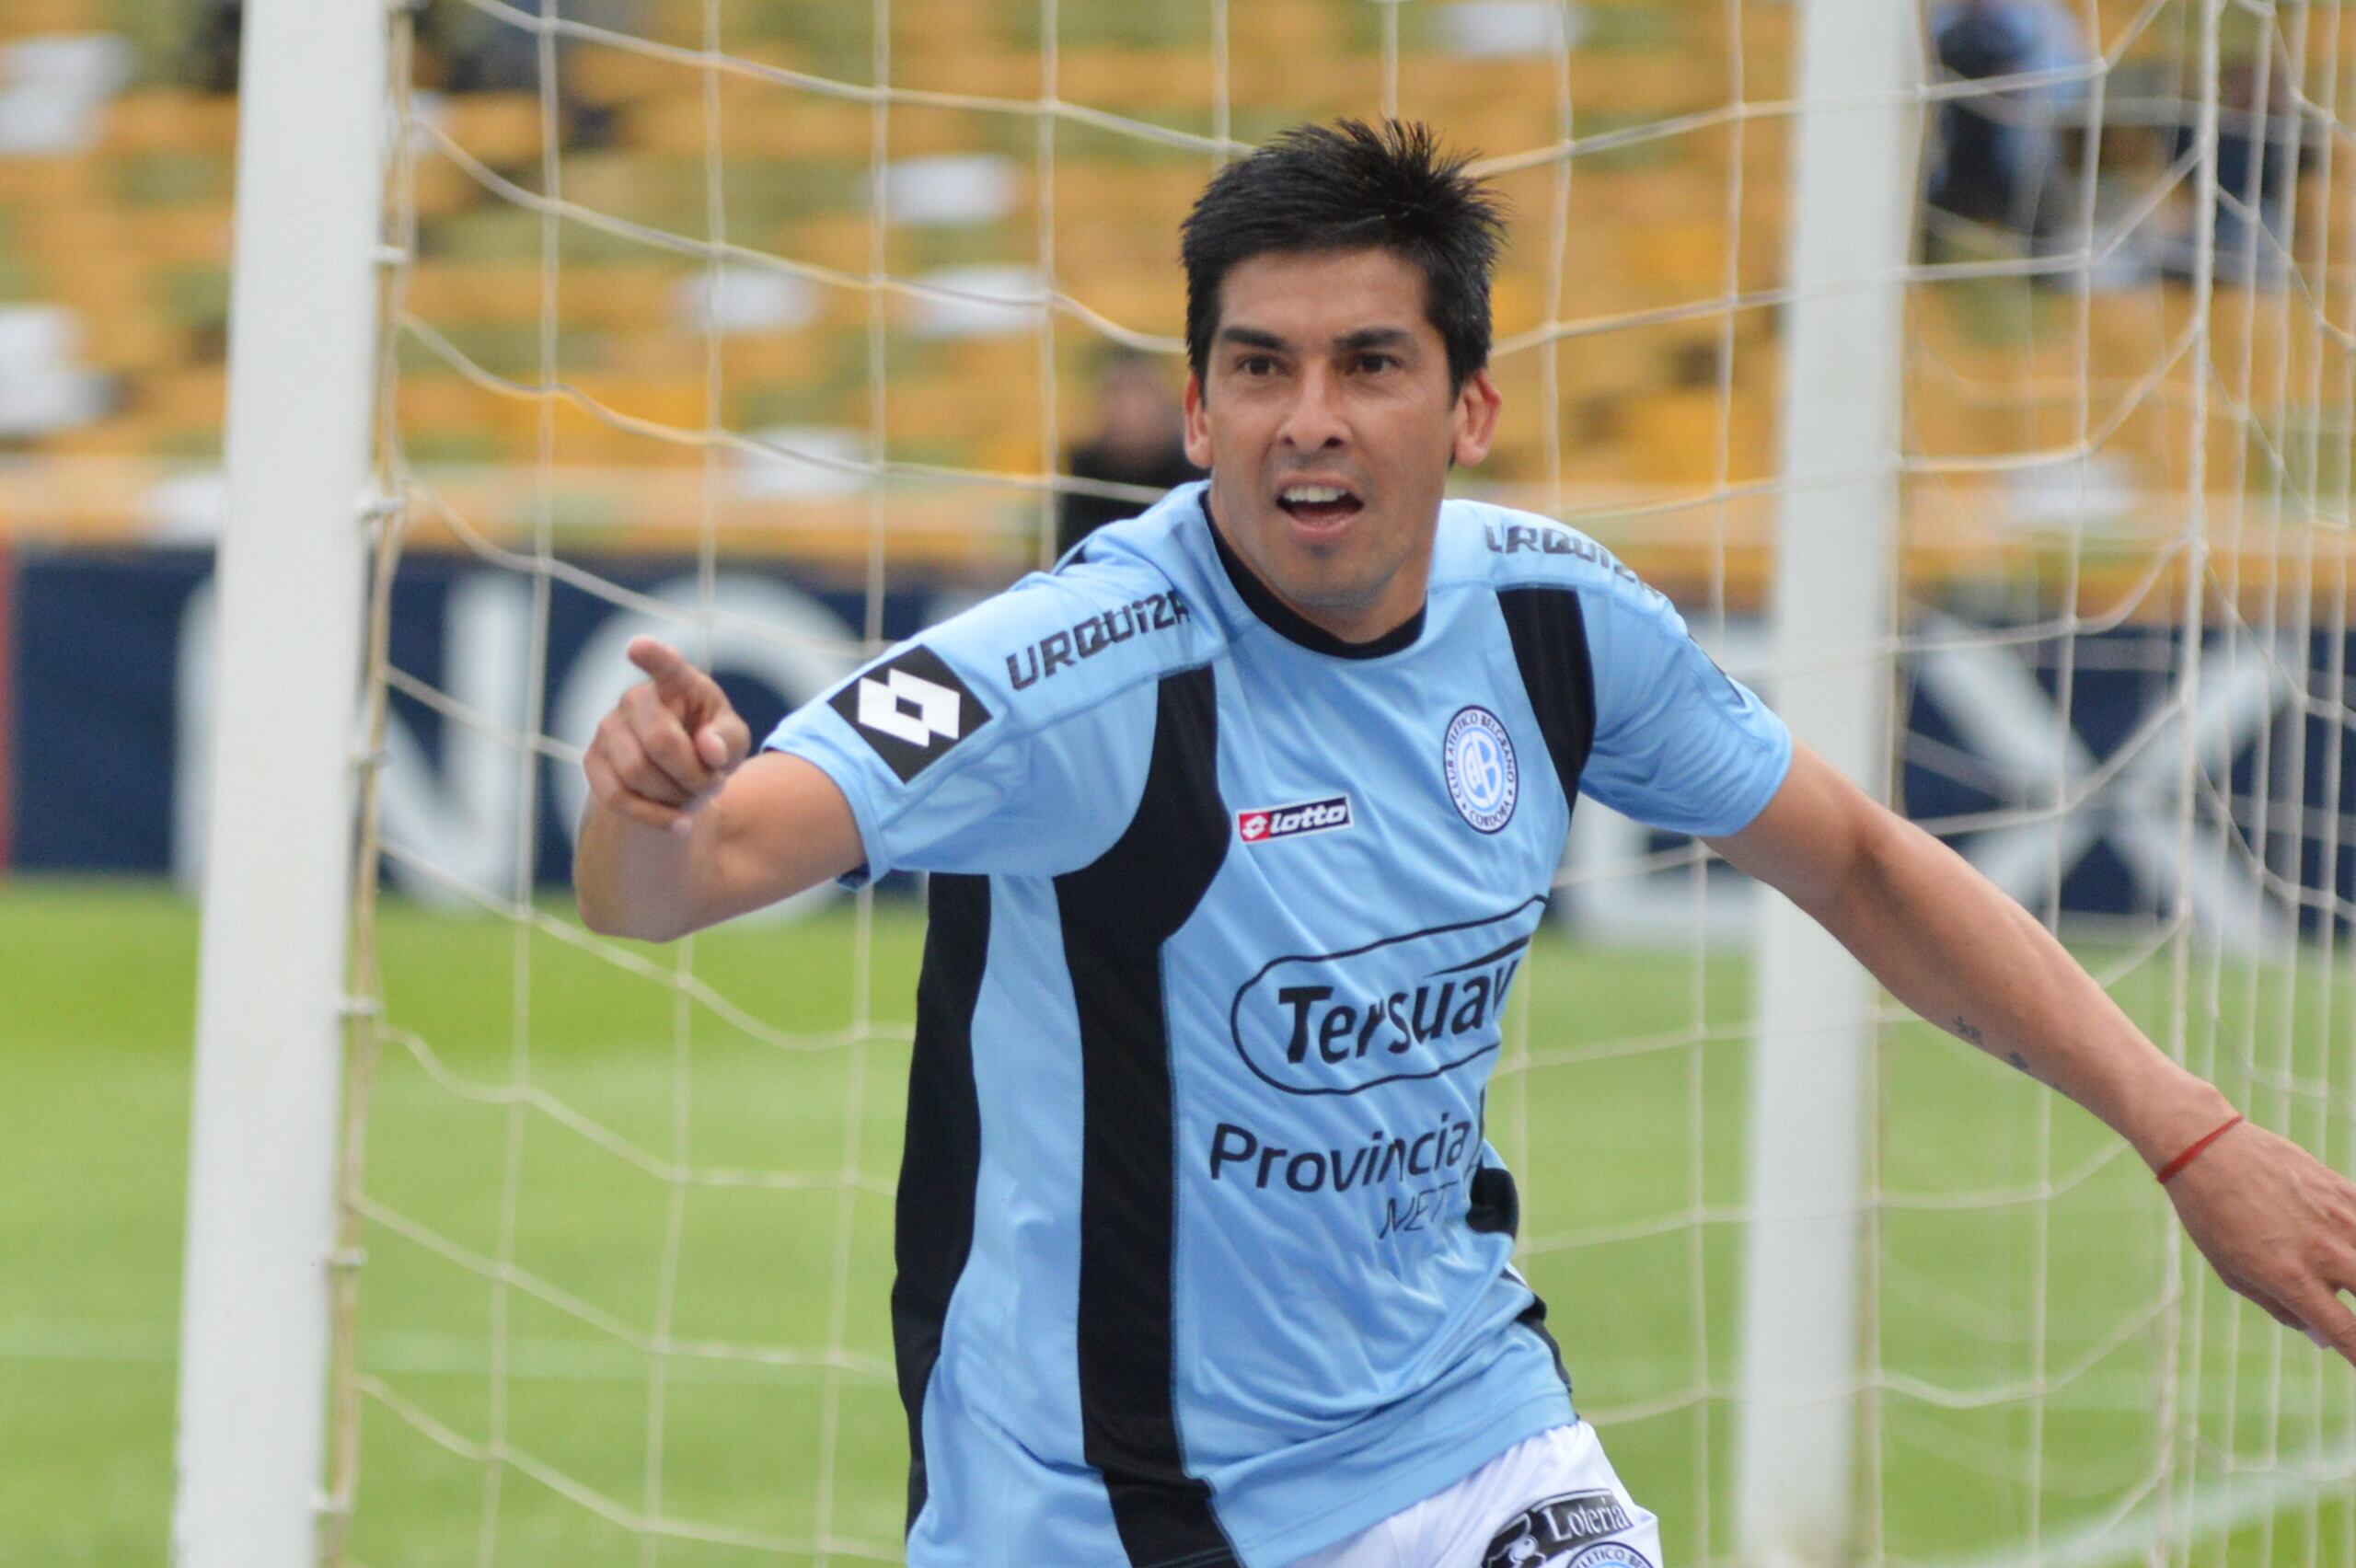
1707, 740, 2356, 1362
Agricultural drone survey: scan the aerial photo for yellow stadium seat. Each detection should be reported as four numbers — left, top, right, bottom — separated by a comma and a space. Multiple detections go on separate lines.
1228, 6, 1348, 56
0, 152, 101, 203
407, 156, 482, 221
1564, 58, 1728, 117
78, 311, 191, 373
37, 415, 203, 461
547, 398, 710, 465
886, 376, 1039, 448
401, 261, 545, 326
434, 91, 546, 167
568, 40, 690, 107
137, 367, 229, 427
29, 250, 148, 315
1057, 49, 1218, 110
771, 213, 876, 278
711, 329, 826, 384
1625, 388, 1738, 485
394, 375, 497, 431
631, 88, 869, 159
3, 0, 102, 32
559, 372, 709, 431
1623, 223, 1732, 293
104, 92, 237, 154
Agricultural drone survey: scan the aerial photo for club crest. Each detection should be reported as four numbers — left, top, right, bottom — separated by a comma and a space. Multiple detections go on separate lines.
1444, 705, 1519, 833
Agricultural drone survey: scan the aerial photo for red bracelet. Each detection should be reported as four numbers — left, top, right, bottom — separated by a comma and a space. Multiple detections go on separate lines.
2155, 1113, 2246, 1184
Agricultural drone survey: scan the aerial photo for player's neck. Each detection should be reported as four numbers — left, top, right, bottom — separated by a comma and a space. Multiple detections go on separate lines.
1203, 502, 1428, 656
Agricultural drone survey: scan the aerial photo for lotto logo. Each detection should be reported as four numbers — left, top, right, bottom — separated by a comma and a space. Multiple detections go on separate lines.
856, 669, 963, 748
1236, 795, 1353, 845
827, 644, 991, 783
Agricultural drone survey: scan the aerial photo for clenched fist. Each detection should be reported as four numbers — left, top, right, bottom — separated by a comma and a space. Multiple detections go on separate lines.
583, 637, 755, 835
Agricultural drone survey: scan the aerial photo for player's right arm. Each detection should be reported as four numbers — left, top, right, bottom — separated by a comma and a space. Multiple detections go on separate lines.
574, 636, 863, 941
1542, 536, 2356, 1364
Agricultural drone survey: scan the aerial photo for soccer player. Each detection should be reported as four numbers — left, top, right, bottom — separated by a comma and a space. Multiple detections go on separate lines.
575, 121, 2356, 1568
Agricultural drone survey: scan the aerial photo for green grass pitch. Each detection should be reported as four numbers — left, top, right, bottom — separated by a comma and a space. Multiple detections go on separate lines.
1, 878, 2349, 1566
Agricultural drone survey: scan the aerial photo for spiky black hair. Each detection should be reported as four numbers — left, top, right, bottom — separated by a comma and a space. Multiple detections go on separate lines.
1179, 119, 1509, 395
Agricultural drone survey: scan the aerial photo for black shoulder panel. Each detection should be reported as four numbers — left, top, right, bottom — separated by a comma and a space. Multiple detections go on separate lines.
891, 871, 991, 1533
1054, 663, 1241, 1567
1496, 586, 1598, 808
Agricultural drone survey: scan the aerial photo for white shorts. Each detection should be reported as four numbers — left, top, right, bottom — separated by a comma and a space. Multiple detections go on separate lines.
1287, 1422, 1663, 1568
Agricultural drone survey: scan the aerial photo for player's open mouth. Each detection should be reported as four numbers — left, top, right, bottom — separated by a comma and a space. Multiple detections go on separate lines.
1276, 482, 1365, 530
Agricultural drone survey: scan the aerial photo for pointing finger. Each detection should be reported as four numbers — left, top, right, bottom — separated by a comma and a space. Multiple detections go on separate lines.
628, 636, 705, 704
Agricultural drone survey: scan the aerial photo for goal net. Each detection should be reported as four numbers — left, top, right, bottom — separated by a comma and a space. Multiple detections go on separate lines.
313, 0, 2356, 1562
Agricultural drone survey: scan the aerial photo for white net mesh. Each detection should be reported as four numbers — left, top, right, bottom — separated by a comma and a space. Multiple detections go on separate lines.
330, 0, 2356, 1562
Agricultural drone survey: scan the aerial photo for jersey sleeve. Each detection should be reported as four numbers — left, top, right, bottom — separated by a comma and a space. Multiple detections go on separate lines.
762, 573, 1177, 883
1576, 578, 1792, 837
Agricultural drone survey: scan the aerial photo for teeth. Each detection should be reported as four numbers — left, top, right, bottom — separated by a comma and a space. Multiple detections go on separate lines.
1282, 485, 1349, 504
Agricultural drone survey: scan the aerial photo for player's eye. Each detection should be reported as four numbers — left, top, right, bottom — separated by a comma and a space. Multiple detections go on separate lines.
1236, 354, 1277, 377
1353, 353, 1396, 374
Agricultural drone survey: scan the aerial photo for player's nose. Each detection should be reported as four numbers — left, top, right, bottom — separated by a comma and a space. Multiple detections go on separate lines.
1276, 366, 1349, 450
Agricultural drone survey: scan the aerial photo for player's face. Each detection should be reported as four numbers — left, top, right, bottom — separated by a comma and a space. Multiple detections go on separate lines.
1184, 247, 1501, 644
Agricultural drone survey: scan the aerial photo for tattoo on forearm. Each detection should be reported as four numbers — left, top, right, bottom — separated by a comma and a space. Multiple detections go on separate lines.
1955, 1016, 2065, 1094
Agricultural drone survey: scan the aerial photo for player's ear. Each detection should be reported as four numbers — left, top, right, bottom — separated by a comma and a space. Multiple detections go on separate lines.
1183, 371, 1214, 469
1450, 367, 1501, 468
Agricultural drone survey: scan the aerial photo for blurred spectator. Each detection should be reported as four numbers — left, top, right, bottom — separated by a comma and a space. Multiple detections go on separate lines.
1925, 0, 2091, 243
202, 0, 544, 94
194, 0, 618, 133
1057, 349, 1201, 558
2153, 60, 2312, 288
190, 1, 239, 96
433, 1, 543, 94
0, 34, 133, 157
0, 306, 113, 440
2207, 63, 2304, 286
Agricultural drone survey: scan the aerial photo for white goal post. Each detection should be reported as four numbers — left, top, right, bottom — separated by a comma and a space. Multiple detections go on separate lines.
170, 0, 385, 1563
1736, 0, 1916, 1561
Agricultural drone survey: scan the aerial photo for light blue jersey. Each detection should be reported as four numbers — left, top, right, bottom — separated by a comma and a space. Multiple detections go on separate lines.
766, 483, 1791, 1567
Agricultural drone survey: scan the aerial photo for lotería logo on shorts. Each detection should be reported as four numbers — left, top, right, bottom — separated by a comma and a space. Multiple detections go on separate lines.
1483, 1493, 1645, 1568
1444, 706, 1519, 833
1237, 795, 1353, 845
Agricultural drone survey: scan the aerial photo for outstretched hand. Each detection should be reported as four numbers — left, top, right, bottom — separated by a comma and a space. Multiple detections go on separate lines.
583, 636, 754, 835
2164, 1119, 2356, 1363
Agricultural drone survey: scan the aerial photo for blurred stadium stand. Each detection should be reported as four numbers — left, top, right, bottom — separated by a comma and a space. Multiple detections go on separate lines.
0, 0, 2340, 590
1, 0, 2350, 886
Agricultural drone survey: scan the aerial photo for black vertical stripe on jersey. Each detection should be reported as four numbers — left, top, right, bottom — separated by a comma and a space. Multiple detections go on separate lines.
1055, 664, 1240, 1568
1519, 1294, 1576, 1396
1491, 591, 1589, 1406
1479, 1184, 1574, 1400
892, 871, 991, 1533
1496, 587, 1599, 804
